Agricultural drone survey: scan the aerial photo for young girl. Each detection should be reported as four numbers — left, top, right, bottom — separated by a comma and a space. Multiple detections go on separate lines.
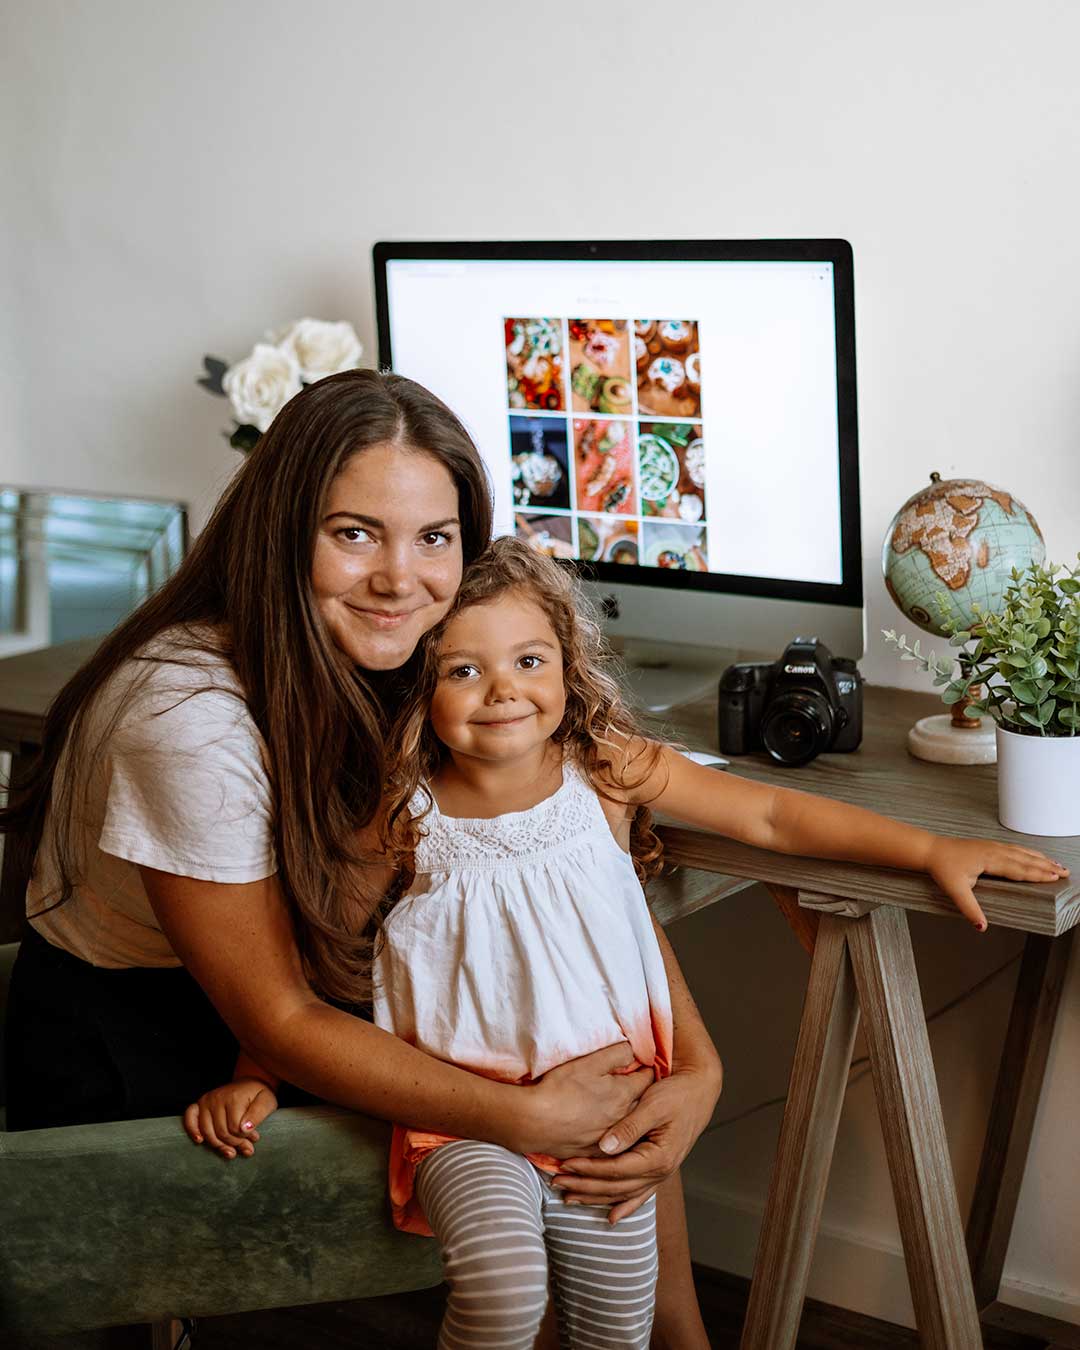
186, 536, 1066, 1349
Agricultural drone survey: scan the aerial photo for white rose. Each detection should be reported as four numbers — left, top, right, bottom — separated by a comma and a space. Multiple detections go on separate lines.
275, 318, 363, 383
222, 343, 302, 433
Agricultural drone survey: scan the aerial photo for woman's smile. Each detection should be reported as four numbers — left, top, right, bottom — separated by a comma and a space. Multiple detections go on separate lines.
347, 603, 422, 628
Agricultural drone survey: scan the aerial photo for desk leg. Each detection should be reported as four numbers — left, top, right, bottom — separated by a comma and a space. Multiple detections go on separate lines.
966, 927, 1075, 1311
846, 905, 982, 1350
739, 914, 859, 1350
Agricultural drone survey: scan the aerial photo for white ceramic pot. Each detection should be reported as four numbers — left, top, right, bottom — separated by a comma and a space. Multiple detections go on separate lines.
995, 723, 1080, 836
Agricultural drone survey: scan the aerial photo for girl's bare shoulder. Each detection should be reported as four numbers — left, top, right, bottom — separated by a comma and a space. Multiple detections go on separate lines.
583, 731, 669, 807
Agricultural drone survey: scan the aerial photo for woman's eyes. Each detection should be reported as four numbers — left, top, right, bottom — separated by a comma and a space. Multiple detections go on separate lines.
334, 528, 455, 547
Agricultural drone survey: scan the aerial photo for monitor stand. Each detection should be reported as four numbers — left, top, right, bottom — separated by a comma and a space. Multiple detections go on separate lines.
612, 638, 735, 714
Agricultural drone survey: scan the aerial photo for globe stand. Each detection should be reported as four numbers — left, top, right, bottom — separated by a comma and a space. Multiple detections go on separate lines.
907, 689, 996, 765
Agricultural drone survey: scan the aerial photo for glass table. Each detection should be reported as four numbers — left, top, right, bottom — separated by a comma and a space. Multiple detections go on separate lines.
0, 488, 187, 657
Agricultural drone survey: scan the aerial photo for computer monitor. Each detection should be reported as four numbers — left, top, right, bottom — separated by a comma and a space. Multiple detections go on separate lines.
374, 240, 862, 709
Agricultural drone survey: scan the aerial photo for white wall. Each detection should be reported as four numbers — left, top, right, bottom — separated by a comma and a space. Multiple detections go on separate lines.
6, 0, 1080, 1327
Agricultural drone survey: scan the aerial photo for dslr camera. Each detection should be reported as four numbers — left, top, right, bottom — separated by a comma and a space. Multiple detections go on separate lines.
717, 637, 863, 767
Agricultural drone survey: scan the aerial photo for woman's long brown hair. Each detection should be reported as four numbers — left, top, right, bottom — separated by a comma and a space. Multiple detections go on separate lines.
0, 369, 492, 1004
384, 536, 666, 890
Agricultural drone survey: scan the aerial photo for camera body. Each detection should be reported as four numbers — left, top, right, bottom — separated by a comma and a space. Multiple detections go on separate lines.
718, 637, 863, 766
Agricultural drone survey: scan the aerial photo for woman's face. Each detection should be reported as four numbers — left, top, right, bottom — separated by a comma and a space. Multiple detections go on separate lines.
311, 442, 463, 670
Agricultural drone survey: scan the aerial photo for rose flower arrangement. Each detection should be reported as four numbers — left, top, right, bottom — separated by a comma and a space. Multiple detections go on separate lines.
198, 318, 363, 450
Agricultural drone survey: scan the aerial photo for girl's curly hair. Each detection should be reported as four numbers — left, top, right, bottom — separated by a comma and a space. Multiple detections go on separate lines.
382, 536, 668, 892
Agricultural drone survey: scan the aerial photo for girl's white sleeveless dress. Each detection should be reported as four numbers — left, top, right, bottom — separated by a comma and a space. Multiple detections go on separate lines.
373, 758, 674, 1235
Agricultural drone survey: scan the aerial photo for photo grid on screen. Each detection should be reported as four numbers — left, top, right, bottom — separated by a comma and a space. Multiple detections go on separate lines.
504, 317, 710, 573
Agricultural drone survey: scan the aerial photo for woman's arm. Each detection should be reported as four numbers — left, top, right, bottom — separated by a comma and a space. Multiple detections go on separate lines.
638, 743, 1068, 930
141, 865, 651, 1157
555, 917, 723, 1220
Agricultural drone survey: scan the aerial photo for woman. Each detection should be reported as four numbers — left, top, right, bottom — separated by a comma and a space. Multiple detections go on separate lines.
2, 370, 719, 1347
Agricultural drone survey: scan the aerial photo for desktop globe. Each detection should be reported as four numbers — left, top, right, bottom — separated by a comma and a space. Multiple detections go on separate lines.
882, 472, 1045, 764
883, 473, 1045, 636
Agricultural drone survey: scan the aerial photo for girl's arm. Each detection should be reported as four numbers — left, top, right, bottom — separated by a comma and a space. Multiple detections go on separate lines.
555, 918, 723, 1220
233, 1049, 279, 1087
142, 866, 652, 1157
636, 742, 1068, 930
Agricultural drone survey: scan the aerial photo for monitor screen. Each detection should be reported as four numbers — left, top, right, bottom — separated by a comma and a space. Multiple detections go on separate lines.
374, 240, 860, 614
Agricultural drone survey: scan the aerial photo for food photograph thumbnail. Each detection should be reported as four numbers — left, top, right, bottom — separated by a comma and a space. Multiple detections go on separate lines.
568, 319, 632, 414
505, 317, 565, 411
510, 415, 571, 511
515, 512, 575, 559
641, 520, 709, 571
573, 419, 636, 516
577, 516, 639, 565
637, 423, 706, 521
635, 320, 701, 418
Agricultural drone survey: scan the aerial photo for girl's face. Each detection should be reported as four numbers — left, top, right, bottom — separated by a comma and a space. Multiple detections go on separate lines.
430, 592, 567, 764
311, 443, 463, 670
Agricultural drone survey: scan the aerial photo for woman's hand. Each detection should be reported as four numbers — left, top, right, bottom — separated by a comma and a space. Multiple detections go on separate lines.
552, 1059, 722, 1223
521, 1042, 655, 1158
926, 837, 1068, 930
183, 1078, 279, 1160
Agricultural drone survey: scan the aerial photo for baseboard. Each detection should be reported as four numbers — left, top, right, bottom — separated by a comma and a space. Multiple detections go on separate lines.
684, 1177, 1080, 1333
994, 1278, 1080, 1325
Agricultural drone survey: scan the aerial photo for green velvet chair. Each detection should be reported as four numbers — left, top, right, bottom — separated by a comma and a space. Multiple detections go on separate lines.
0, 942, 442, 1342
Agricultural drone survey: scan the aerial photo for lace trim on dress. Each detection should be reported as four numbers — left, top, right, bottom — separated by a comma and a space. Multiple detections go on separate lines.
409, 761, 611, 873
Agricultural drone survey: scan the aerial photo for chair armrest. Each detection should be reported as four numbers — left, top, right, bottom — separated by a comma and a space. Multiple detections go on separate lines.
1, 1104, 442, 1334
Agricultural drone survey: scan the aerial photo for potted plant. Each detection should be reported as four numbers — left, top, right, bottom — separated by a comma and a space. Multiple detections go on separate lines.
883, 558, 1080, 835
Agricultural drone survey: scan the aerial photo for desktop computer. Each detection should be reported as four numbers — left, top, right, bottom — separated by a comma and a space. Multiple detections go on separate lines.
373, 240, 862, 710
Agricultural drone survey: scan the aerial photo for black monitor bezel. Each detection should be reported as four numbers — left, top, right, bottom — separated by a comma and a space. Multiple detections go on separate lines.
373, 239, 861, 609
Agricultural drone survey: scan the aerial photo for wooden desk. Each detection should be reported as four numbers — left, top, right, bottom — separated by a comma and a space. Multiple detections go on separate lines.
649, 686, 1079, 1350
1, 644, 1077, 1347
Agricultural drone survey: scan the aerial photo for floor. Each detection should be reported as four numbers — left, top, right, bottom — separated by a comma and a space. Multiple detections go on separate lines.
0, 1266, 1055, 1349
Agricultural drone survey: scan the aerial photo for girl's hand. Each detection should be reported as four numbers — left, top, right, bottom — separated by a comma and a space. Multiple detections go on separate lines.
926, 837, 1068, 931
183, 1078, 279, 1159
524, 1042, 655, 1158
553, 1059, 722, 1223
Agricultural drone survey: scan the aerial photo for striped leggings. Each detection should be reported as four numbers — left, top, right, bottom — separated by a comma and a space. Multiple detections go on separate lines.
415, 1139, 658, 1349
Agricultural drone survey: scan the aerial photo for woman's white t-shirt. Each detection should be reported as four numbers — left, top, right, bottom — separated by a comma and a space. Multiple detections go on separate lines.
28, 629, 277, 968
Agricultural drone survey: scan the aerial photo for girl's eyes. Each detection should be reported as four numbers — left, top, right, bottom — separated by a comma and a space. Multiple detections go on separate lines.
443, 654, 546, 681
336, 526, 373, 544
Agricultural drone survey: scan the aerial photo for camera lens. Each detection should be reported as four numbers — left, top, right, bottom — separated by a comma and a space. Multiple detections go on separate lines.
761, 691, 834, 767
